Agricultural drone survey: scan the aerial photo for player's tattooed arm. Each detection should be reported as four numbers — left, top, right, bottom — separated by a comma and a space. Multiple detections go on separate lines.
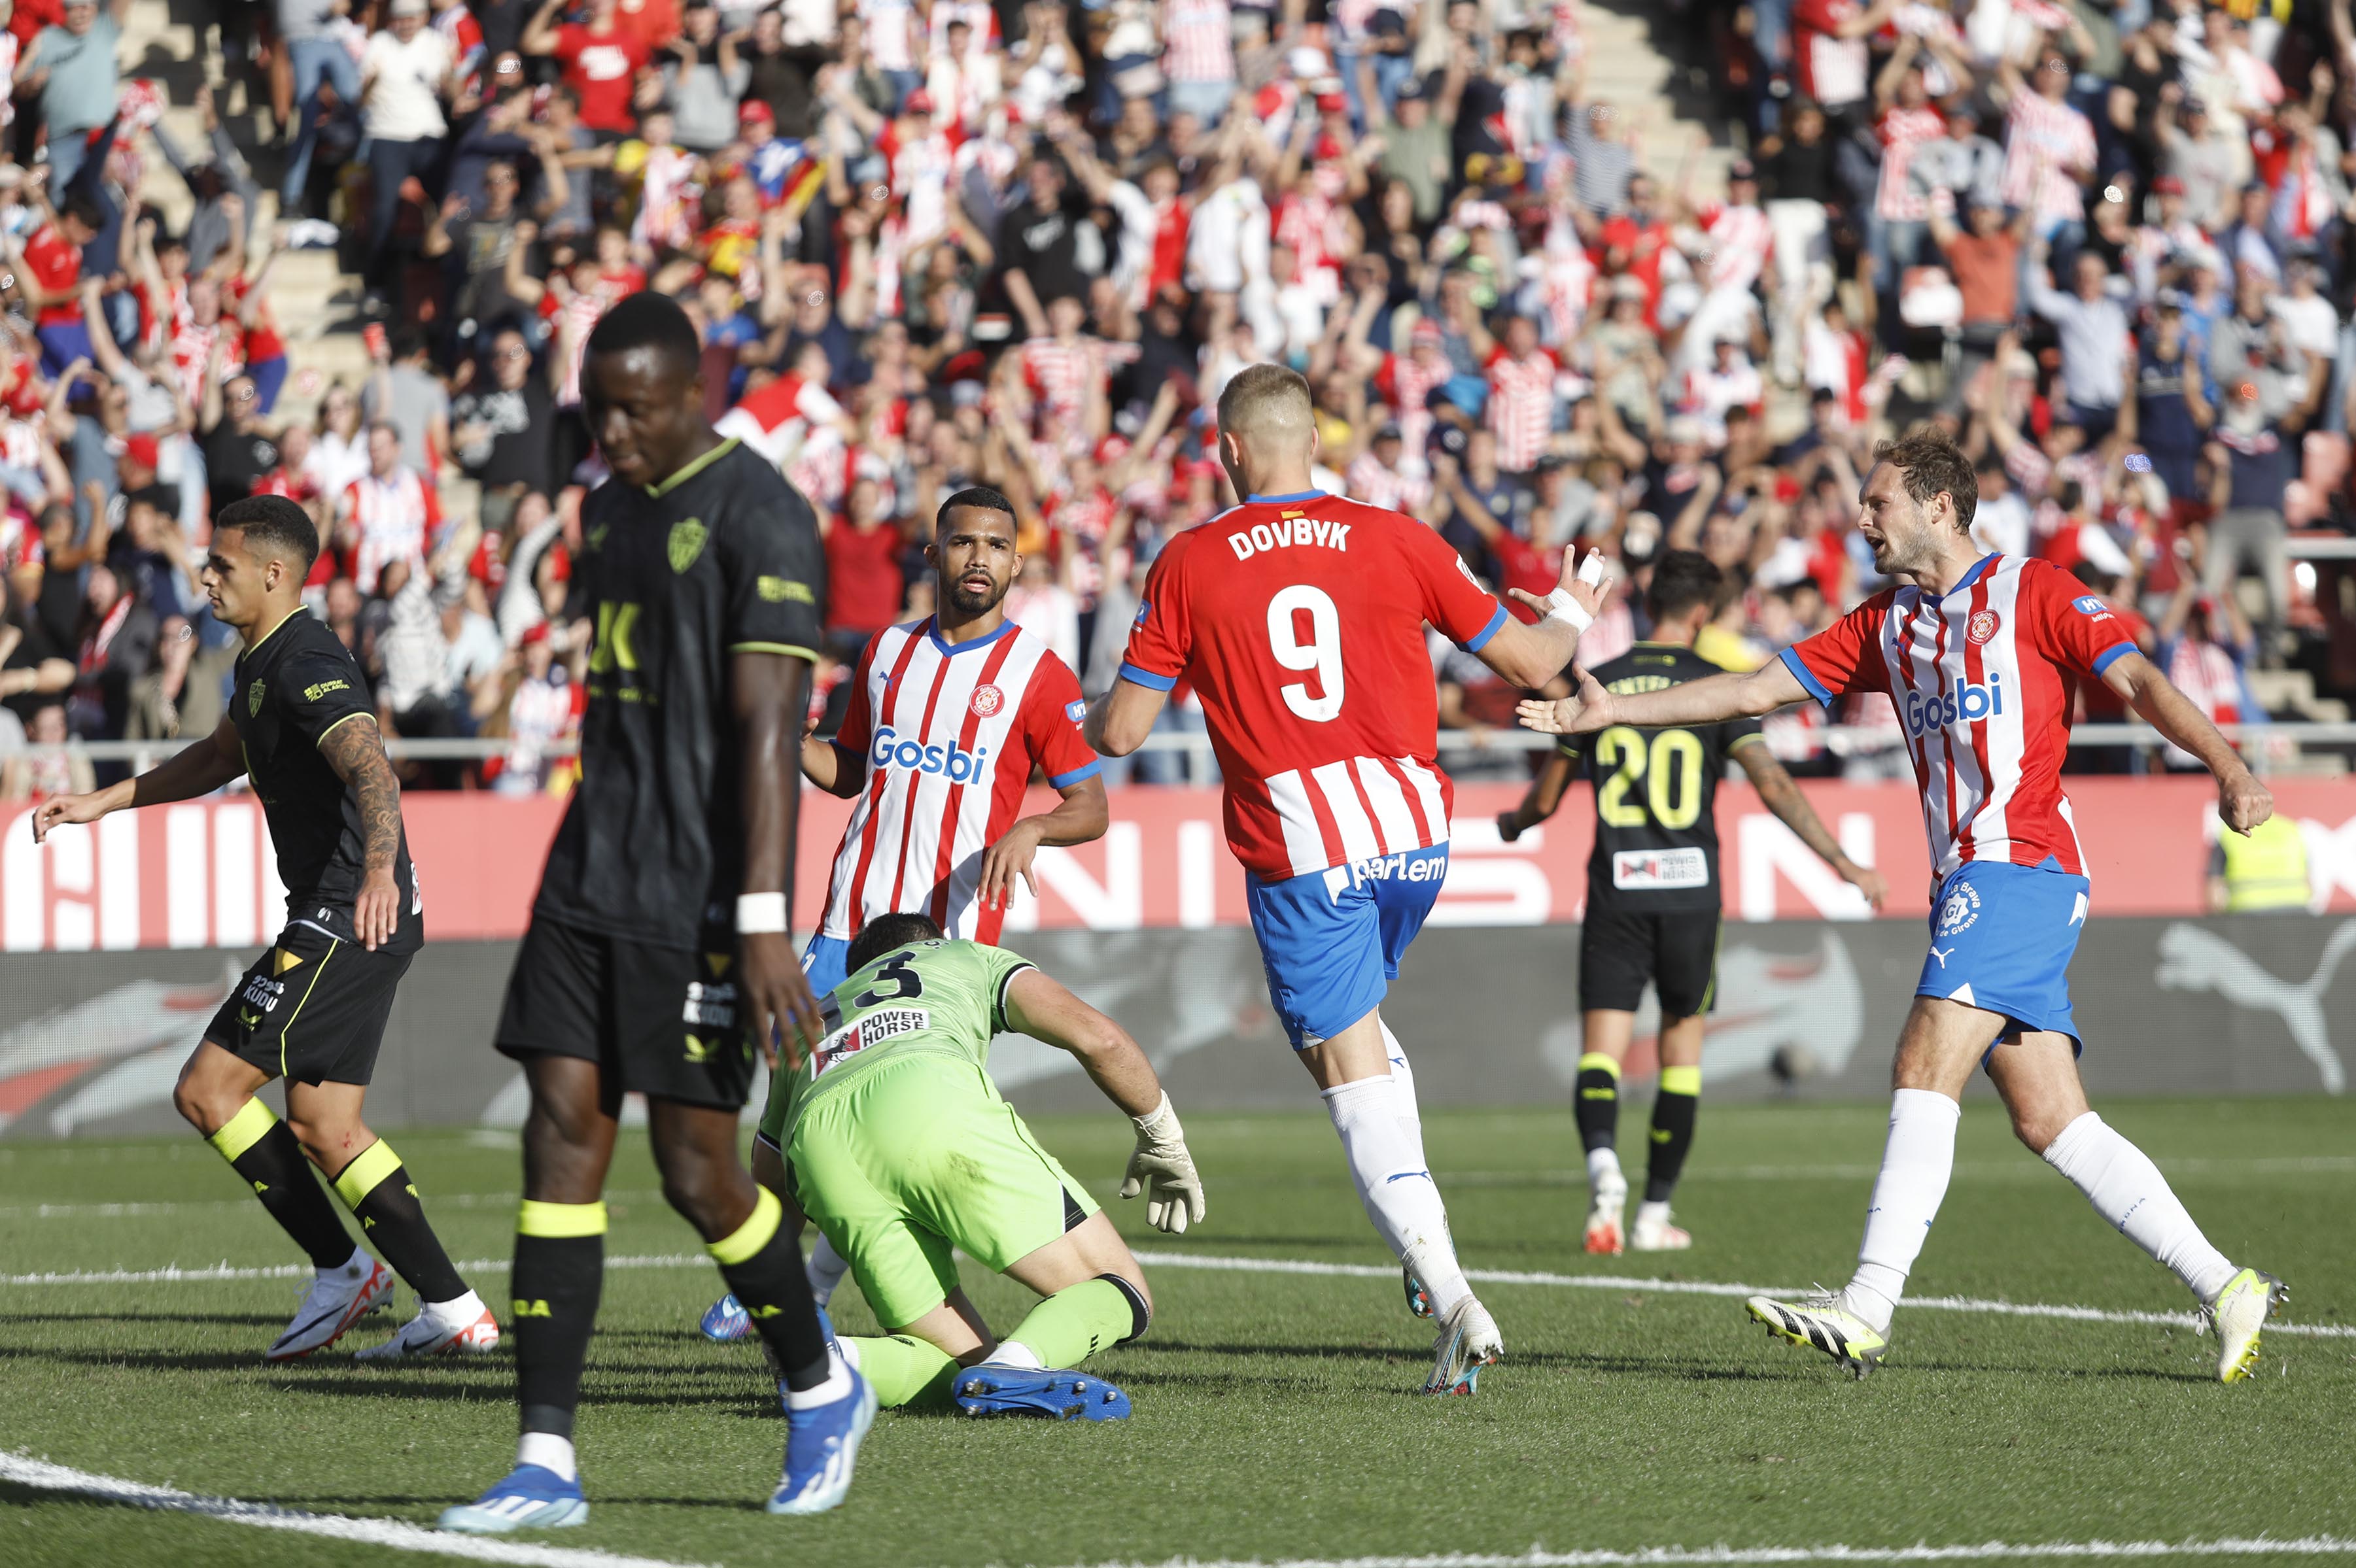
318, 715, 406, 950
1735, 741, 1890, 911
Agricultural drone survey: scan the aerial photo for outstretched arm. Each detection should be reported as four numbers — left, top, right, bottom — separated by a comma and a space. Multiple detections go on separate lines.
1005, 966, 1203, 1234
1521, 657, 1809, 736
735, 650, 826, 1066
31, 716, 246, 839
1733, 738, 1888, 909
316, 714, 405, 950
2100, 650, 2272, 833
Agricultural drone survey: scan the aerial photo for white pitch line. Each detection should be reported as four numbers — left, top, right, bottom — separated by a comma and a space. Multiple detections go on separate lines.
6, 1247, 2352, 1342
1057, 1540, 2356, 1568
0, 1452, 709, 1568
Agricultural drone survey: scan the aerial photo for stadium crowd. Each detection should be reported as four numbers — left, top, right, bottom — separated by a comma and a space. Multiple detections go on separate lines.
5, 0, 2356, 802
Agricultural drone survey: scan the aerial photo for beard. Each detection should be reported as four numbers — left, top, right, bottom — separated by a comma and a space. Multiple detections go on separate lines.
943, 572, 1011, 617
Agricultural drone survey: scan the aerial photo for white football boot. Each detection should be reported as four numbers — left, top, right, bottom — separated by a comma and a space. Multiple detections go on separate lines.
356, 1292, 502, 1361
266, 1252, 394, 1361
1423, 1295, 1502, 1395
2202, 1267, 2287, 1384
1629, 1206, 1693, 1252
1584, 1170, 1628, 1255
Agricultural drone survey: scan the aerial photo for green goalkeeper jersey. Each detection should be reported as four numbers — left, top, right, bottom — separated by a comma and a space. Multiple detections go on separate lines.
771, 939, 1036, 1147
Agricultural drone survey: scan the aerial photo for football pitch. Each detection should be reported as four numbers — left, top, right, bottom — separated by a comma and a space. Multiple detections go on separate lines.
4, 1097, 2353, 1568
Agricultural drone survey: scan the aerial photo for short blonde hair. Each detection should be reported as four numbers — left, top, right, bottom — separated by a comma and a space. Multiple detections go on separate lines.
1217, 362, 1315, 445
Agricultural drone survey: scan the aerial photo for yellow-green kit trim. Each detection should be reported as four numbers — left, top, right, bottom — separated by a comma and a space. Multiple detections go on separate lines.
707, 1187, 782, 1266
1577, 1052, 1623, 1079
1659, 1065, 1704, 1097
333, 1139, 405, 1209
207, 1098, 279, 1162
518, 1199, 610, 1238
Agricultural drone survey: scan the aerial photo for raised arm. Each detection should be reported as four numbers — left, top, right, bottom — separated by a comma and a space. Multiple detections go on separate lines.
2099, 649, 2272, 833
315, 713, 406, 950
1475, 549, 1613, 689
1004, 966, 1204, 1234
734, 649, 825, 1066
1732, 736, 1888, 908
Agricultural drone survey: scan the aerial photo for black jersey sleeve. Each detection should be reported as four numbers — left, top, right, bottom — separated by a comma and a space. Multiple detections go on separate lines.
275, 645, 376, 745
720, 486, 827, 662
1723, 711, 1766, 753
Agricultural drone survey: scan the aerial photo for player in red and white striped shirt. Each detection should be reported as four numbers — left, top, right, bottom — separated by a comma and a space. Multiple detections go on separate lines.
809, 486, 1107, 985
1485, 316, 1559, 474
697, 488, 1110, 1344
1520, 428, 2285, 1384
1089, 364, 1608, 1397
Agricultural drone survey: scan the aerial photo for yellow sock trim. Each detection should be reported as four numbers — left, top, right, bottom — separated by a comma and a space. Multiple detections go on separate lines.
1577, 1053, 1623, 1080
207, 1099, 279, 1163
1659, 1066, 1703, 1097
517, 1199, 609, 1238
332, 1139, 405, 1210
708, 1186, 783, 1267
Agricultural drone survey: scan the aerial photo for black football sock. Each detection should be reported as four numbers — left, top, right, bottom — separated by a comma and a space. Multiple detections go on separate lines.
206, 1099, 356, 1270
332, 1139, 469, 1304
710, 1188, 830, 1392
1574, 1052, 1621, 1157
1645, 1066, 1702, 1204
513, 1201, 607, 1440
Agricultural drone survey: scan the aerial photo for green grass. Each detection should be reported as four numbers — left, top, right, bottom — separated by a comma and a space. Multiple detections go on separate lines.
4, 1099, 2355, 1568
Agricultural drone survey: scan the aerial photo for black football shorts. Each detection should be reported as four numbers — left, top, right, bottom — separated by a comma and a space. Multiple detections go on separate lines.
207, 922, 411, 1085
1578, 905, 1722, 1018
494, 915, 756, 1112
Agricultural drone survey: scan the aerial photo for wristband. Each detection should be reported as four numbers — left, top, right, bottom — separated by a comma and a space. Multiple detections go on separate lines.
735, 892, 789, 934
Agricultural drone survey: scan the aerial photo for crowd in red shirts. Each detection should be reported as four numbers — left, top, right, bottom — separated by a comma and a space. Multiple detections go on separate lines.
6, 0, 2355, 802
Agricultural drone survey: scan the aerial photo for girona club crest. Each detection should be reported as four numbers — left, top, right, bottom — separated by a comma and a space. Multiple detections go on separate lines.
970, 683, 1005, 718
1967, 609, 2001, 645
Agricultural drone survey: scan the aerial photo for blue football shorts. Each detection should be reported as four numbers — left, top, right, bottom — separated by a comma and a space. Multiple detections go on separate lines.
1916, 858, 2088, 1055
801, 934, 851, 998
1245, 844, 1449, 1049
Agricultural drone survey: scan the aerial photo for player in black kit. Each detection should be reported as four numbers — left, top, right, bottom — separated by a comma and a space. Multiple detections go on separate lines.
35, 495, 494, 1362
440, 293, 871, 1537
1498, 552, 1888, 1254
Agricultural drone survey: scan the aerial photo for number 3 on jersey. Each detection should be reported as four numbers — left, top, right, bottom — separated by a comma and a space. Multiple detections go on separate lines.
1593, 726, 1705, 830
1267, 585, 1343, 721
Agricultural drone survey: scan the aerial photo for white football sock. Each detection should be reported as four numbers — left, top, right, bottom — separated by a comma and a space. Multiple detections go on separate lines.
1587, 1145, 1625, 1193
805, 1233, 850, 1308
423, 1288, 486, 1323
1377, 1020, 1430, 1168
1323, 1073, 1470, 1318
1635, 1199, 1672, 1229
1846, 1088, 1962, 1333
784, 1344, 854, 1410
517, 1431, 576, 1482
2041, 1112, 2238, 1303
989, 1340, 1046, 1371
332, 1245, 371, 1278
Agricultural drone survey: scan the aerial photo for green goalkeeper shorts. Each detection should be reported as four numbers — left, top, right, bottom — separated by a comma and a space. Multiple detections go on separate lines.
782, 1053, 1101, 1329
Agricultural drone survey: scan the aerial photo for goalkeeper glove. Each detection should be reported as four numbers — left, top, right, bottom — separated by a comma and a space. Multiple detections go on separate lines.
1119, 1092, 1205, 1235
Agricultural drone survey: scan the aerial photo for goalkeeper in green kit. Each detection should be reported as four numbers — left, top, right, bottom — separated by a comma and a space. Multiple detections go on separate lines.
755, 912, 1205, 1420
